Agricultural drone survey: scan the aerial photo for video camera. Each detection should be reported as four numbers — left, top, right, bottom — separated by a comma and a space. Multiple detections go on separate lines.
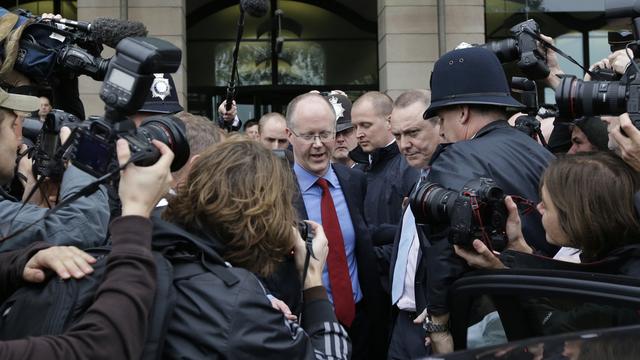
408, 177, 508, 252
480, 19, 550, 80
10, 9, 147, 83
59, 36, 189, 178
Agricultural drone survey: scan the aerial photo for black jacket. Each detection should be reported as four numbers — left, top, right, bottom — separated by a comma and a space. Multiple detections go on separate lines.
424, 120, 555, 315
151, 211, 350, 360
362, 141, 419, 237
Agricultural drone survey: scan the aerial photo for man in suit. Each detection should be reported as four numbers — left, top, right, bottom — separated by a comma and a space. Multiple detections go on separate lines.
387, 89, 442, 359
286, 93, 385, 360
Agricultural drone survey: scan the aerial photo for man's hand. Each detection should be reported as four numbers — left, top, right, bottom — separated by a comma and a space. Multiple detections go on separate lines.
117, 139, 174, 218
413, 311, 454, 354
608, 113, 640, 172
608, 48, 634, 75
23, 246, 96, 282
539, 34, 563, 89
218, 100, 237, 123
293, 220, 329, 290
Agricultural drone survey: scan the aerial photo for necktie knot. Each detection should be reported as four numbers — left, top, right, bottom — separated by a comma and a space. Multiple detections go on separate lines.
316, 177, 330, 192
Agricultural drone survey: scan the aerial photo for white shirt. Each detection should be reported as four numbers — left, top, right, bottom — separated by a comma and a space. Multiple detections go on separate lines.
396, 210, 421, 311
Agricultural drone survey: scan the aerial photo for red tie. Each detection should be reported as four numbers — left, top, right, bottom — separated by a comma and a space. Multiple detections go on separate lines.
316, 178, 356, 327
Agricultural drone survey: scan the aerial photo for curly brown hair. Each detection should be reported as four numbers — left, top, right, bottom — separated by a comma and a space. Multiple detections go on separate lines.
163, 135, 298, 276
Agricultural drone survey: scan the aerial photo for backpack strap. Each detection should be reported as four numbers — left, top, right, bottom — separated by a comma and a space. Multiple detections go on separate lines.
140, 252, 176, 360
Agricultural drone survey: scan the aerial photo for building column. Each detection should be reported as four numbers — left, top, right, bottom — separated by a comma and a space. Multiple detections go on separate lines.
377, 0, 485, 100
77, 0, 188, 116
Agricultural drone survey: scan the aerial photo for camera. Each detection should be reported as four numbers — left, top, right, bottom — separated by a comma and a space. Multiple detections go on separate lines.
589, 31, 638, 81
409, 178, 508, 251
480, 19, 549, 80
63, 37, 190, 178
32, 110, 82, 180
554, 69, 639, 127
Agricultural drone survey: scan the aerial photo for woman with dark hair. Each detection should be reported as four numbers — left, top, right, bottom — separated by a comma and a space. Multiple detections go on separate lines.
456, 151, 640, 273
153, 135, 350, 359
455, 151, 640, 342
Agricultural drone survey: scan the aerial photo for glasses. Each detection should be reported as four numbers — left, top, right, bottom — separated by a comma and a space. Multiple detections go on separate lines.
289, 129, 335, 143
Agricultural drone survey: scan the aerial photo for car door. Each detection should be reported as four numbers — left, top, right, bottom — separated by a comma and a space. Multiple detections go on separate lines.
447, 268, 640, 352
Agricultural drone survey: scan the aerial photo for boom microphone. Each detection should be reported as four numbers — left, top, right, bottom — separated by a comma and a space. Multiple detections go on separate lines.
240, 0, 269, 17
53, 17, 148, 48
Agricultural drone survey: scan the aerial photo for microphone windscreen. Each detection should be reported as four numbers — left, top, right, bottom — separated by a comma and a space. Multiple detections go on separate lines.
240, 0, 269, 17
90, 18, 149, 48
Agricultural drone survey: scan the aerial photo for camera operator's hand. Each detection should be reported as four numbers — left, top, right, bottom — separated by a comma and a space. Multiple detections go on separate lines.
454, 239, 506, 269
608, 48, 634, 76
504, 196, 533, 253
23, 246, 96, 282
117, 139, 173, 218
540, 34, 563, 89
585, 58, 613, 81
292, 220, 329, 290
218, 100, 237, 123
608, 113, 640, 172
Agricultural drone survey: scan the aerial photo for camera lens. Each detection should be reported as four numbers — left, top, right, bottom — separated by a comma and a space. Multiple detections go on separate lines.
409, 182, 458, 225
480, 38, 519, 63
556, 76, 627, 119
137, 115, 190, 172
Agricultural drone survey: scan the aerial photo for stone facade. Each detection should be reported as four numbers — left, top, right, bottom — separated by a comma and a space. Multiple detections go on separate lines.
77, 0, 187, 117
76, 0, 484, 112
377, 0, 485, 100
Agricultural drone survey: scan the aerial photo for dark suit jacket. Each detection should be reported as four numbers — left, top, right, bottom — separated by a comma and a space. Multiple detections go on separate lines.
293, 163, 386, 357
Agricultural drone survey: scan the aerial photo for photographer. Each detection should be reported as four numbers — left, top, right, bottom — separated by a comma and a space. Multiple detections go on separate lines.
417, 47, 554, 353
0, 138, 174, 359
455, 151, 640, 335
455, 151, 640, 274
154, 136, 350, 359
0, 88, 109, 252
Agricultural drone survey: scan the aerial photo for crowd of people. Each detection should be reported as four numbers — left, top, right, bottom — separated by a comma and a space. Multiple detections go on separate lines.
0, 11, 640, 360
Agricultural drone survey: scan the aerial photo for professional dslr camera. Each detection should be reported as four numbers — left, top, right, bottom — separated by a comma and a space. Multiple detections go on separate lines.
409, 178, 508, 251
480, 19, 549, 80
61, 36, 189, 178
554, 0, 640, 127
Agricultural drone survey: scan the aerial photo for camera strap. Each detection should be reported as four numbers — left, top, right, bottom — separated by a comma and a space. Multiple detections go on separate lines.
523, 28, 596, 79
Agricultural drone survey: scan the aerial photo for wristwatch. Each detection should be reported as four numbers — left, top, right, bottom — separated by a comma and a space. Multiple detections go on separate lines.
423, 314, 450, 333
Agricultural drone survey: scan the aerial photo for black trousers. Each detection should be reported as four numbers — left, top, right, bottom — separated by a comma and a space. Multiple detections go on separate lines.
387, 309, 431, 360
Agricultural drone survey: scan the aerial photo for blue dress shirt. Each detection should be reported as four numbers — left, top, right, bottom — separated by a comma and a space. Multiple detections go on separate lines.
293, 163, 363, 304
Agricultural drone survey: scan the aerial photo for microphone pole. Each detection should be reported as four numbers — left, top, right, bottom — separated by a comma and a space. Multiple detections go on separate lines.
226, 7, 246, 111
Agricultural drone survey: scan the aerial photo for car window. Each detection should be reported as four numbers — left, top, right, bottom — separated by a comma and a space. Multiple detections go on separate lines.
451, 270, 640, 351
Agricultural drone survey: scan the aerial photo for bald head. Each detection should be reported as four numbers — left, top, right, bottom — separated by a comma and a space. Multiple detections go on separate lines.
351, 91, 395, 152
259, 112, 289, 150
286, 93, 335, 131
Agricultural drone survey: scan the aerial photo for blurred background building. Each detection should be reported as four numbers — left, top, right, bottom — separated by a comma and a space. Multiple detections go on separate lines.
0, 0, 630, 120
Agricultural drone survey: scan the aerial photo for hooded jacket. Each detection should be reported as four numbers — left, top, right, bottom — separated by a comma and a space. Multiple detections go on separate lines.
151, 210, 351, 360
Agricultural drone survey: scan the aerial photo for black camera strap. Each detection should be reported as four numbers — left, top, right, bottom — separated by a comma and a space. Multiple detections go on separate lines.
523, 28, 596, 79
